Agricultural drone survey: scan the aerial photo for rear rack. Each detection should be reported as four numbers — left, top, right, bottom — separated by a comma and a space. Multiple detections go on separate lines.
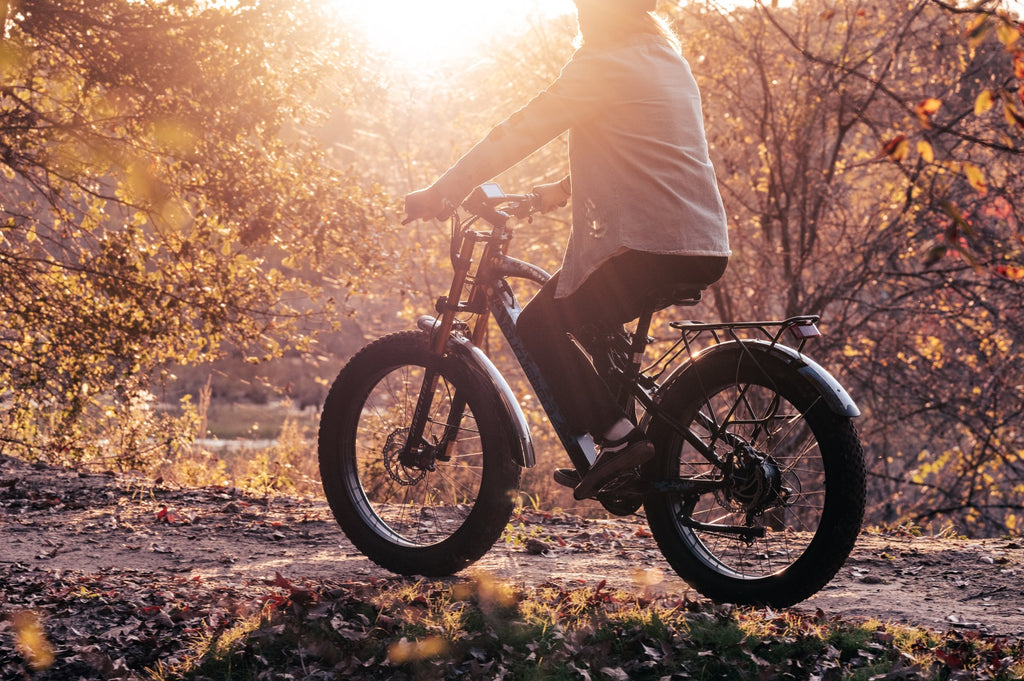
669, 315, 822, 351
640, 315, 822, 388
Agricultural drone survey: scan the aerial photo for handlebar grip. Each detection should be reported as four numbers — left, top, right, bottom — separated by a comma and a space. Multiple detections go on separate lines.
506, 193, 541, 219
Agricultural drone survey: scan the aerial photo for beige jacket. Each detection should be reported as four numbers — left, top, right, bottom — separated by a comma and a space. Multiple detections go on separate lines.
434, 32, 730, 298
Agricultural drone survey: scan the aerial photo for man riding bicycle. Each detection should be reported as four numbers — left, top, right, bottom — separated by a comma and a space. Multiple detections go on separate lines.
404, 0, 730, 499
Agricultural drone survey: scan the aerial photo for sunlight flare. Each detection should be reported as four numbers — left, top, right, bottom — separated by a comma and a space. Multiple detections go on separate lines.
328, 0, 575, 69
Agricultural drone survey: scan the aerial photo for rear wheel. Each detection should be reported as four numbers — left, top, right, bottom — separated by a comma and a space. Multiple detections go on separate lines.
644, 345, 865, 606
318, 331, 521, 577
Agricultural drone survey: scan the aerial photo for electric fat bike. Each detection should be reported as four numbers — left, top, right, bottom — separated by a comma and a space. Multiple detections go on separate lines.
318, 183, 866, 607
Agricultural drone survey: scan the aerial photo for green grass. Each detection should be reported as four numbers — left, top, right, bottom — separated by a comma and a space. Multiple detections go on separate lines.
158, 576, 1024, 681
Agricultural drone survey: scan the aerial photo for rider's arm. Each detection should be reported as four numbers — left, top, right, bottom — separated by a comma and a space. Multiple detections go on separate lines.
421, 53, 602, 213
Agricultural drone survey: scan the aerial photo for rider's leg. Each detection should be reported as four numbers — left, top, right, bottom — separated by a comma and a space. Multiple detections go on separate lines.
517, 251, 727, 497
518, 265, 655, 498
516, 271, 621, 436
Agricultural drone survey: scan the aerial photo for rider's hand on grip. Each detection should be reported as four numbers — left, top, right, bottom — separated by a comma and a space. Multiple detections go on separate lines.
531, 180, 570, 213
404, 186, 451, 224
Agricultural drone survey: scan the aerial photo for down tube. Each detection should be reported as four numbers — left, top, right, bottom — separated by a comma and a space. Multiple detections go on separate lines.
489, 280, 598, 473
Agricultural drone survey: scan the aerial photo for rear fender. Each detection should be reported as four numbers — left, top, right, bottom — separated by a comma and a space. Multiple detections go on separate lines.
656, 340, 860, 418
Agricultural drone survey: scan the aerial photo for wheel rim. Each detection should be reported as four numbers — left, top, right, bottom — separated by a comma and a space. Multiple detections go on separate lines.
344, 362, 484, 548
671, 380, 827, 580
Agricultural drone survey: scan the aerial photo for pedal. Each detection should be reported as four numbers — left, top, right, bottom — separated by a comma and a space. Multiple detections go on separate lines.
553, 468, 582, 489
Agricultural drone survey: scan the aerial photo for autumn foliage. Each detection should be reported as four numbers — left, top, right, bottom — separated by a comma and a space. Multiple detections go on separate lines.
1, 0, 1022, 537
0, 0, 391, 461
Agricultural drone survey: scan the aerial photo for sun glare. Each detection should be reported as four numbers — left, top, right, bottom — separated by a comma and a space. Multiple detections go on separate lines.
330, 0, 576, 71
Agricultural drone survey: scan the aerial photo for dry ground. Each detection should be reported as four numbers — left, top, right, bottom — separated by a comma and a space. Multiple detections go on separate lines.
2, 451, 1022, 654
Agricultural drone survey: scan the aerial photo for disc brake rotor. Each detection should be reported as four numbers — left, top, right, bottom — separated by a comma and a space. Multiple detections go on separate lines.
382, 428, 427, 486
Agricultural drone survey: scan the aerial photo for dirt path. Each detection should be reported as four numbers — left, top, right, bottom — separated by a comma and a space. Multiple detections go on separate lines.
2, 454, 1023, 638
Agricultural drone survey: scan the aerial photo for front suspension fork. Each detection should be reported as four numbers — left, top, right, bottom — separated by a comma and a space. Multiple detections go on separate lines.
400, 232, 481, 468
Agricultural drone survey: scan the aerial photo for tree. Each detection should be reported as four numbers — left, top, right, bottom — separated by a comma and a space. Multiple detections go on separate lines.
0, 0, 391, 460
673, 0, 1024, 534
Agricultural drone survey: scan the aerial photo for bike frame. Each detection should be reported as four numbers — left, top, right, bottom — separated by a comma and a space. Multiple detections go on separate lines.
404, 184, 853, 483
404, 186, 691, 475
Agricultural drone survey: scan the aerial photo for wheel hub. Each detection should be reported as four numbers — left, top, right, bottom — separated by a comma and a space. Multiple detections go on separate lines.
720, 446, 785, 514
383, 428, 428, 485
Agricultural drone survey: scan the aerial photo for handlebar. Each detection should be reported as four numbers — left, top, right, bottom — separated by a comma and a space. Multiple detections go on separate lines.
461, 183, 539, 222
401, 183, 539, 226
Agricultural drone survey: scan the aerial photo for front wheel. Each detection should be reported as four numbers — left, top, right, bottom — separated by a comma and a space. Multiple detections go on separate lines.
644, 345, 865, 607
318, 331, 521, 577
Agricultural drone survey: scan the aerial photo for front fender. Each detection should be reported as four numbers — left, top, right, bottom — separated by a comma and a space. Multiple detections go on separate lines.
417, 316, 536, 468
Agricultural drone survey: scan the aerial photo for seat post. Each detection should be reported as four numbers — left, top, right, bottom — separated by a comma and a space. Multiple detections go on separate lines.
628, 304, 655, 377
634, 304, 655, 351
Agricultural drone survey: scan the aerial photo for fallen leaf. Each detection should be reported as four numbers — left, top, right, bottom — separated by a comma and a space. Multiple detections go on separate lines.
524, 538, 551, 555
598, 666, 630, 680
11, 610, 54, 671
963, 162, 988, 194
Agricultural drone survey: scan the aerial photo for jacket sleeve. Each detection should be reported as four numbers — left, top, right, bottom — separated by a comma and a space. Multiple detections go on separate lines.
433, 50, 604, 205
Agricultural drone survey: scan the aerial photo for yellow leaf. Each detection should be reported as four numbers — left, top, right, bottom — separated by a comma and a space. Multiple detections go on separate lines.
966, 15, 991, 49
915, 98, 942, 128
917, 140, 934, 163
221, 240, 232, 256
12, 611, 54, 671
996, 21, 1021, 48
963, 162, 988, 194
996, 263, 1024, 280
1004, 101, 1024, 131
974, 89, 995, 115
0, 162, 14, 179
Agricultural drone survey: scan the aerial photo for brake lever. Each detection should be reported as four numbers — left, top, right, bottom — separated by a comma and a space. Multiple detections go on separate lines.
507, 193, 540, 220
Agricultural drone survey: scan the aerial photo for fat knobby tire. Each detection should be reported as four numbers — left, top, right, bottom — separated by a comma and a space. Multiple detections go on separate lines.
318, 331, 521, 577
644, 345, 866, 607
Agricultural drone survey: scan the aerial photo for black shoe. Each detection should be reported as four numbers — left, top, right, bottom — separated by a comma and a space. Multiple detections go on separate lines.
573, 428, 655, 501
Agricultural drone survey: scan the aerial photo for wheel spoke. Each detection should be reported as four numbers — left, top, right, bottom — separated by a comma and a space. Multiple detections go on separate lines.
344, 364, 487, 546
670, 380, 827, 579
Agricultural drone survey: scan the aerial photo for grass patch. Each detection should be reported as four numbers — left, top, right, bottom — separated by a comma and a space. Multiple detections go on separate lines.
160, 576, 1024, 681
200, 402, 318, 441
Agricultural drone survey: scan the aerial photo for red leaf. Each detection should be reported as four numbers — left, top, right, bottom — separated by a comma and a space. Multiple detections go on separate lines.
155, 506, 183, 524
935, 648, 965, 670
266, 571, 293, 589
881, 135, 909, 161
264, 571, 317, 605
994, 264, 1024, 280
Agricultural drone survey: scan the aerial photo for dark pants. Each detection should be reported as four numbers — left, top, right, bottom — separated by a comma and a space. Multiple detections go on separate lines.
516, 251, 728, 436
